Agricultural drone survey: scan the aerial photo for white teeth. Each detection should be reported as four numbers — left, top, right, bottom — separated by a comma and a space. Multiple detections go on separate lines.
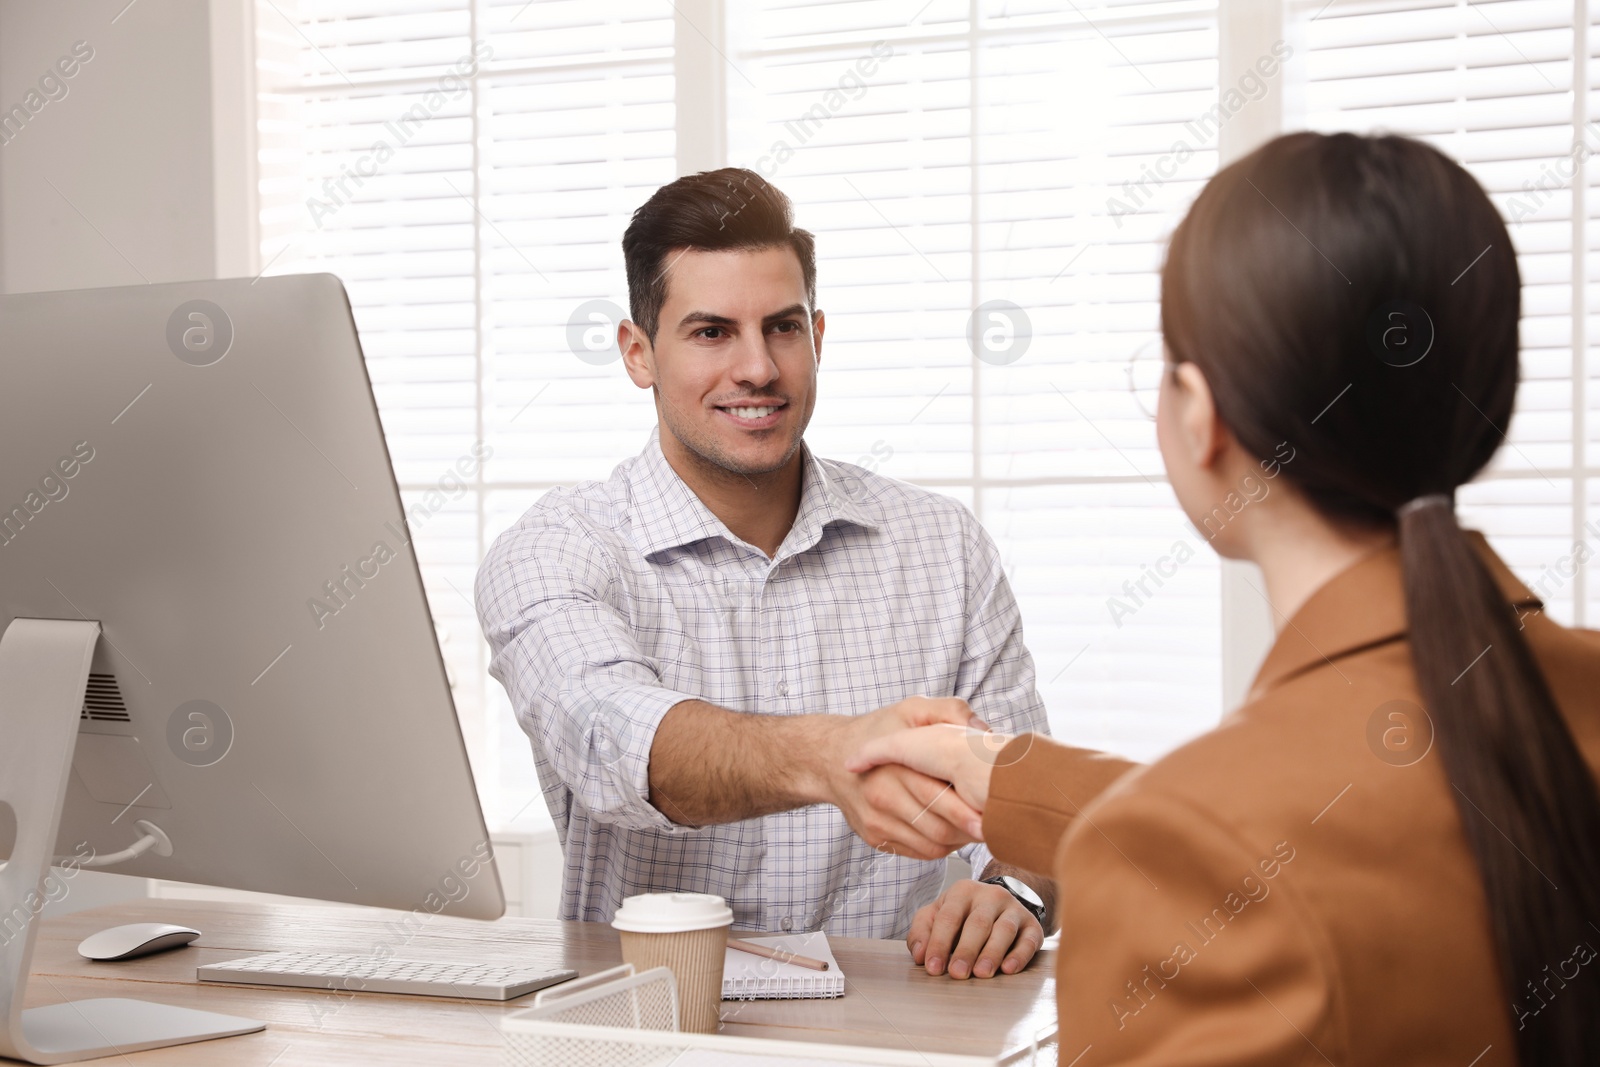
728, 406, 777, 419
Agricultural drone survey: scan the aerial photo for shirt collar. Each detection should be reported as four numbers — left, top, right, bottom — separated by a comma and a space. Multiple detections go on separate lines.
625, 430, 879, 560
1246, 531, 1540, 701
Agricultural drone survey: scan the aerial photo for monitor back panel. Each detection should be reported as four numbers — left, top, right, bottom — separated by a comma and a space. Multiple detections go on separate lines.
0, 275, 503, 920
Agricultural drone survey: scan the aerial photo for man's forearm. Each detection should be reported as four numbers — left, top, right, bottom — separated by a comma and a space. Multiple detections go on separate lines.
647, 699, 838, 826
980, 858, 1059, 935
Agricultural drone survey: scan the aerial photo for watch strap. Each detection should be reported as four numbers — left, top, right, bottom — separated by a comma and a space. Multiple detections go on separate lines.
980, 875, 1047, 925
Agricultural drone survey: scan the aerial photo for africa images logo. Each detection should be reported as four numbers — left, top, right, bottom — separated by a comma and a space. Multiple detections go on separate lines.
1366, 299, 1434, 368
166, 299, 234, 366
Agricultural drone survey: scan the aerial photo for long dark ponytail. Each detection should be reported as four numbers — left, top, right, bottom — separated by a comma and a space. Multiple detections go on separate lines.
1161, 132, 1600, 1064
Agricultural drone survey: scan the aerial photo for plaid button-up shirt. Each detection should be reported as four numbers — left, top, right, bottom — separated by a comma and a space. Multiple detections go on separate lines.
476, 431, 1049, 938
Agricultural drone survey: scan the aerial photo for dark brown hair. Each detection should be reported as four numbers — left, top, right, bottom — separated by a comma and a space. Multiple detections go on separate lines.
621, 167, 817, 342
1162, 132, 1600, 1063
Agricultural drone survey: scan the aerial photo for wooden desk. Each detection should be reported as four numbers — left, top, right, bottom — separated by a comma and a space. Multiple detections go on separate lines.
25, 900, 1058, 1064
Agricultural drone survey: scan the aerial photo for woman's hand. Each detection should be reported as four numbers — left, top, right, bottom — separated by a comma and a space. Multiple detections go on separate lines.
814, 697, 988, 857
845, 723, 1009, 813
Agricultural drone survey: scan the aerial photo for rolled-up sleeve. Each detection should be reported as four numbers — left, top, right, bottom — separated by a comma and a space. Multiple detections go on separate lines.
475, 508, 700, 832
952, 509, 1052, 878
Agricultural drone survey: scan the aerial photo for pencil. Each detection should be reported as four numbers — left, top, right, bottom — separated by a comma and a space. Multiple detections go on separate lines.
728, 936, 830, 971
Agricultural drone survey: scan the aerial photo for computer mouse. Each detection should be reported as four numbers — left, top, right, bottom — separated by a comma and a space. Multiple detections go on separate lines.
77, 922, 201, 961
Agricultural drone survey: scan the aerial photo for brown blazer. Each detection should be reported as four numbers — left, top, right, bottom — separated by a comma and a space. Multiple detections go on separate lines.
985, 535, 1600, 1066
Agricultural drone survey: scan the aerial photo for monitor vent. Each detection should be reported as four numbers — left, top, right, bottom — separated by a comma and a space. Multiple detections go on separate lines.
81, 673, 131, 722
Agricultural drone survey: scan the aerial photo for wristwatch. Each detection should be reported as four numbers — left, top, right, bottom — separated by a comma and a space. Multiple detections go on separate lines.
980, 874, 1047, 926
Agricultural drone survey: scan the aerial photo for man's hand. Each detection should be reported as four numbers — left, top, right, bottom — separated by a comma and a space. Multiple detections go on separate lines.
814, 696, 985, 861
647, 694, 980, 856
907, 877, 1045, 980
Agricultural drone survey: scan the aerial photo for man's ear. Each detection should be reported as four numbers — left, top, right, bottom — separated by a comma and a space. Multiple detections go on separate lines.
619, 319, 655, 389
1171, 361, 1229, 470
812, 309, 825, 366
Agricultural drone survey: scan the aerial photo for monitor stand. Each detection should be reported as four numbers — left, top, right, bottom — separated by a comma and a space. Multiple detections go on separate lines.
0, 617, 265, 1064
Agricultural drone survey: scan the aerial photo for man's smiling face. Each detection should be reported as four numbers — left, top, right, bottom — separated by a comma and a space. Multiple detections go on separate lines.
623, 244, 823, 478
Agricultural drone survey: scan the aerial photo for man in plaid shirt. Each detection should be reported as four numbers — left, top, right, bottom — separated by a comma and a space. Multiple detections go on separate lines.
477, 168, 1054, 982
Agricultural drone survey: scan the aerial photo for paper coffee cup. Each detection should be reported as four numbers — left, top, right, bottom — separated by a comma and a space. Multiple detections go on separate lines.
612, 892, 734, 1034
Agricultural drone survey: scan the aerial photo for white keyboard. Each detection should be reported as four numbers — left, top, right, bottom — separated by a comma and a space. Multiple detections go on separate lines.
197, 951, 578, 1001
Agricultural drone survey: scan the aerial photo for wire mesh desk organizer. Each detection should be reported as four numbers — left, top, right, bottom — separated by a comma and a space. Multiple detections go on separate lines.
501, 964, 677, 1067
499, 963, 1059, 1067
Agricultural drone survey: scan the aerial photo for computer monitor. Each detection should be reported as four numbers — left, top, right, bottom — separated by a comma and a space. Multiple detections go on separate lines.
0, 275, 504, 1062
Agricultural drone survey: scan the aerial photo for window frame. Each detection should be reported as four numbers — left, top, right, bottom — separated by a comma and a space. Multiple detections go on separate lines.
229, 0, 1600, 828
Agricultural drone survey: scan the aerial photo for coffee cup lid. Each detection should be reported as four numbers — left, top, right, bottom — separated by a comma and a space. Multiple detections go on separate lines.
611, 892, 734, 934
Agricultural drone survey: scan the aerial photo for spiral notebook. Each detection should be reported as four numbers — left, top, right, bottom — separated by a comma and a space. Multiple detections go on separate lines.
721, 932, 846, 1000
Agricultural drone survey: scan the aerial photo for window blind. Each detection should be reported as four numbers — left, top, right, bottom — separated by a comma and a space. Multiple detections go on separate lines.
258, 0, 1235, 817
1293, 0, 1587, 626
730, 1, 1227, 760
256, 0, 1598, 826
255, 0, 677, 827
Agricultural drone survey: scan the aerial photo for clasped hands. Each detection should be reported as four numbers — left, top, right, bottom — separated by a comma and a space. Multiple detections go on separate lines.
820, 696, 1041, 980
819, 696, 1005, 857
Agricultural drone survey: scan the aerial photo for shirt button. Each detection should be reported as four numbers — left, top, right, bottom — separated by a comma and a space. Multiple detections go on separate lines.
776, 680, 789, 697
780, 916, 793, 932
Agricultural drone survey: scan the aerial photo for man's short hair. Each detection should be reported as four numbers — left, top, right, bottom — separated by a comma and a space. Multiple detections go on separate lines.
622, 168, 817, 342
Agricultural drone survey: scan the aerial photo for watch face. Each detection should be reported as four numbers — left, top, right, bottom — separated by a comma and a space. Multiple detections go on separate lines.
999, 875, 1044, 910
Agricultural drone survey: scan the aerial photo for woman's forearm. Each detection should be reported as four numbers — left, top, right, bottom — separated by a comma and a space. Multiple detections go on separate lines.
982, 735, 1141, 874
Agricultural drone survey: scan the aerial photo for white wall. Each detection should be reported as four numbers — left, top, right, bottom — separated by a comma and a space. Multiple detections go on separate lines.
0, 0, 253, 296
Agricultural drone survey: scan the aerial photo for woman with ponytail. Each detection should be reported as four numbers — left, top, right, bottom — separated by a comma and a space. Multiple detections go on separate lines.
849, 132, 1600, 1065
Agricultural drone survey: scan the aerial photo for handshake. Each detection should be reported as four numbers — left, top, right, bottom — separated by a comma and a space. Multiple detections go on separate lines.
825, 696, 1049, 981
824, 695, 1027, 862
